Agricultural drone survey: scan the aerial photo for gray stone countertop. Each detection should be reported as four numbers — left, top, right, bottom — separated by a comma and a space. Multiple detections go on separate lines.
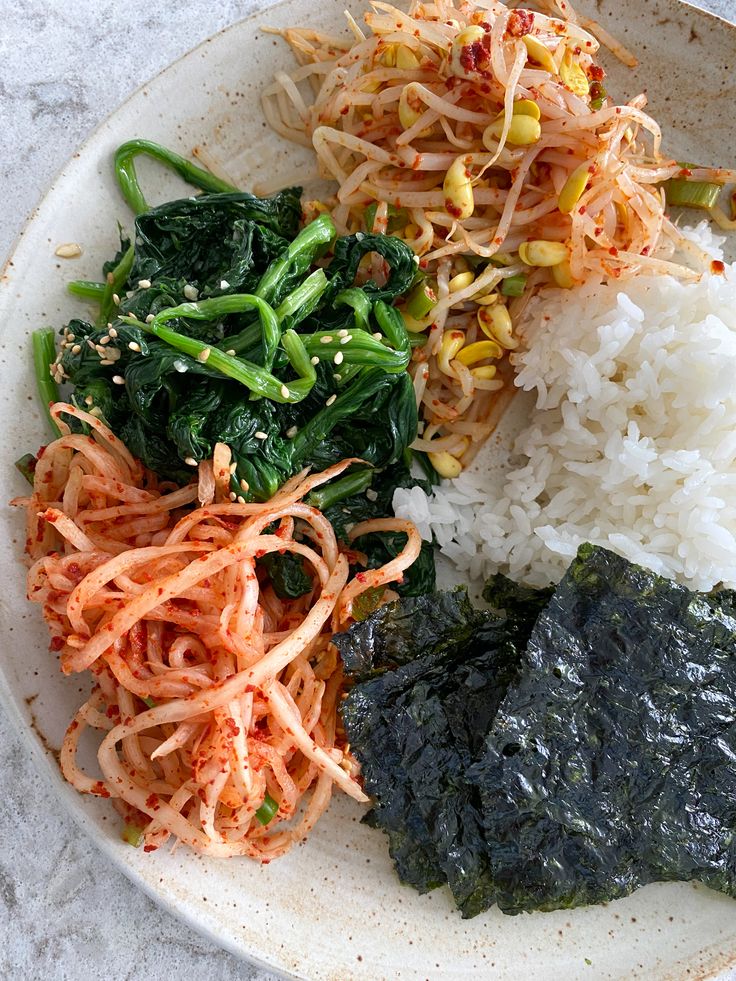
1, 0, 735, 978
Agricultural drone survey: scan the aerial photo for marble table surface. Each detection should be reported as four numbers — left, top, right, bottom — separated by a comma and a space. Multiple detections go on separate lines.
1, 0, 734, 978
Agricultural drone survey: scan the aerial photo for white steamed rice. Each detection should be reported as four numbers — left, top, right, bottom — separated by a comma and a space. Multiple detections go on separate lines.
394, 224, 736, 589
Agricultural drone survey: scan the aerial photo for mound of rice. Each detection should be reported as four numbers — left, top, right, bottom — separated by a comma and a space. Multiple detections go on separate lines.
394, 225, 736, 589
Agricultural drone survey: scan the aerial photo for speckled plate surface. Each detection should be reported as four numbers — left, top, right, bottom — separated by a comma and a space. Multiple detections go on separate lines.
2, 1, 736, 978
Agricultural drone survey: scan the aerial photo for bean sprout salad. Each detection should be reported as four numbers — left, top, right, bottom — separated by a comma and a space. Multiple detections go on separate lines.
263, 0, 736, 475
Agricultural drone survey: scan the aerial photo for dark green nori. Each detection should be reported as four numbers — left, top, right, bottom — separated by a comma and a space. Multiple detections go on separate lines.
338, 544, 736, 918
336, 584, 543, 915
474, 543, 736, 914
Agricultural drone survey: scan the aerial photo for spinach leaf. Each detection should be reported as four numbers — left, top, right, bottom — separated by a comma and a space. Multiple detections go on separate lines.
336, 588, 540, 915
50, 141, 436, 601
258, 552, 312, 600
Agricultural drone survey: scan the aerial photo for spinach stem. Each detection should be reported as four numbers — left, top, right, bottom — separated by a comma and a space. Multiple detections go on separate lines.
255, 214, 335, 304
98, 244, 135, 328
143, 294, 282, 370
114, 139, 239, 215
32, 328, 61, 437
127, 307, 314, 404
306, 468, 374, 510
334, 288, 372, 331
275, 268, 329, 321
67, 280, 106, 301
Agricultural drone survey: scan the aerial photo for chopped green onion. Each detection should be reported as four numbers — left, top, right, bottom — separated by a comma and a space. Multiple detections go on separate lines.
122, 823, 145, 847
664, 178, 722, 211
142, 696, 157, 709
500, 273, 527, 297
364, 202, 409, 234
15, 453, 37, 485
589, 81, 607, 110
255, 792, 279, 826
404, 281, 437, 320
306, 468, 374, 510
32, 328, 61, 437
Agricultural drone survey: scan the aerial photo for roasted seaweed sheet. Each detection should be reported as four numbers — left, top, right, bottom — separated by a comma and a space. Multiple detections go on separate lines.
338, 544, 736, 917
475, 542, 736, 914
335, 584, 544, 916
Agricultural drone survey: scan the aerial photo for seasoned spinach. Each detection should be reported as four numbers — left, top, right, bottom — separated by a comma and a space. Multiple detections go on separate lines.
47, 142, 424, 513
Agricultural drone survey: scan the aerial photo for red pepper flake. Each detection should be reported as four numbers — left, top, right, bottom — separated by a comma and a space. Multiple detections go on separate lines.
340, 105, 349, 116
106, 703, 119, 719
641, 246, 651, 256
50, 636, 64, 651
507, 9, 534, 37
679, 167, 693, 178
444, 199, 463, 219
145, 793, 160, 810
589, 64, 605, 81
143, 844, 158, 853
711, 259, 726, 275
609, 246, 619, 257
459, 39, 491, 76
356, 572, 367, 584
223, 717, 241, 737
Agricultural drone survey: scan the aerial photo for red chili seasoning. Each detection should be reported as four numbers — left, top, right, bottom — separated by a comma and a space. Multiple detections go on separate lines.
507, 9, 534, 37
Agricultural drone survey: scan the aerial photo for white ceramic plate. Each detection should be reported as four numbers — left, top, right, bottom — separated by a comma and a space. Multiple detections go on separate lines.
2, 2, 736, 978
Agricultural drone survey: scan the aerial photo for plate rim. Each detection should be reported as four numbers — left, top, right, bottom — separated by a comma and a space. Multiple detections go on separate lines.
2, 1, 736, 979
